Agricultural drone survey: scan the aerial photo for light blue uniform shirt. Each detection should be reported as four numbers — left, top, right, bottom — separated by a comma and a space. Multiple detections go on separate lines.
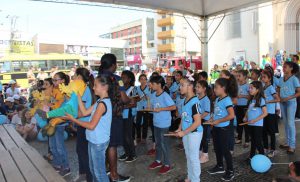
237, 83, 249, 106
175, 95, 185, 118
86, 98, 112, 144
152, 91, 175, 128
199, 95, 211, 121
169, 81, 180, 99
264, 85, 277, 114
122, 86, 137, 119
213, 96, 233, 127
181, 96, 203, 132
247, 98, 266, 127
279, 75, 300, 101
136, 85, 151, 111
80, 87, 92, 122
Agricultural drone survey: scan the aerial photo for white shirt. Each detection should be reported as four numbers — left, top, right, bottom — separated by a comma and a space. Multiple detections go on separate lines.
6, 87, 20, 97
11, 114, 22, 125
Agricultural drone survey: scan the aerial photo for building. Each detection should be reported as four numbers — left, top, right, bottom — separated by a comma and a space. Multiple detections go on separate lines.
108, 18, 156, 69
156, 10, 201, 69
207, 0, 300, 71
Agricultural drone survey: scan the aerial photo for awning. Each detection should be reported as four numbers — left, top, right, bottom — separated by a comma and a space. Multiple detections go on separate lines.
81, 0, 273, 16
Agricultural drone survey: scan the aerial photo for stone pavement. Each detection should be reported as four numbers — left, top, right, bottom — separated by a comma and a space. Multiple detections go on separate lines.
29, 121, 300, 182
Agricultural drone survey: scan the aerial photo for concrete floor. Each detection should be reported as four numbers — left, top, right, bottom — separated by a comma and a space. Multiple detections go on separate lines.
29, 121, 300, 182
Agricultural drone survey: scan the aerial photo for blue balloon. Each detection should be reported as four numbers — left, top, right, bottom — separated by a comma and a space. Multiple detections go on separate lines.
37, 131, 48, 142
64, 131, 68, 141
0, 115, 8, 125
251, 154, 272, 173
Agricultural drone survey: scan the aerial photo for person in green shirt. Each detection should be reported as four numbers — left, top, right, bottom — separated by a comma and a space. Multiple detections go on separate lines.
210, 64, 220, 85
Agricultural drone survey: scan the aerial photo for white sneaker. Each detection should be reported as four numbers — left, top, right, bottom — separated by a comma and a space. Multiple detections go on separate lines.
200, 153, 209, 164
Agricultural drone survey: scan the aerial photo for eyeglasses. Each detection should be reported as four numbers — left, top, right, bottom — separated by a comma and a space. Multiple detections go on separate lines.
53, 78, 62, 82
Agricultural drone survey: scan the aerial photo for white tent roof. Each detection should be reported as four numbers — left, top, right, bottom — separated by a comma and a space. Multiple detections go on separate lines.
82, 0, 272, 16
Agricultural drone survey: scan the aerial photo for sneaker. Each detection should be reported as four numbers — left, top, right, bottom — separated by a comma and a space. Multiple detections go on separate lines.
125, 156, 137, 163
147, 149, 156, 156
52, 165, 61, 172
200, 154, 209, 164
267, 150, 275, 158
110, 175, 131, 182
74, 174, 86, 182
59, 168, 71, 177
148, 161, 163, 170
159, 165, 171, 175
235, 139, 241, 144
118, 154, 128, 161
207, 166, 225, 175
221, 171, 235, 181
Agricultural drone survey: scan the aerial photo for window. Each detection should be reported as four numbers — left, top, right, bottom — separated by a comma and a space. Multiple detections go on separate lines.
162, 40, 167, 44
31, 61, 47, 70
170, 25, 174, 30
0, 62, 11, 73
226, 12, 241, 39
115, 32, 118, 38
162, 15, 166, 18
12, 61, 30, 72
120, 32, 123, 37
128, 29, 131, 35
162, 27, 167, 31
48, 60, 64, 69
66, 60, 79, 69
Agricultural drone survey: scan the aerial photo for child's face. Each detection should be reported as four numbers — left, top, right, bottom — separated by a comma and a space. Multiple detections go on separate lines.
121, 74, 130, 85
199, 75, 206, 81
53, 75, 64, 87
93, 80, 108, 96
195, 83, 205, 95
283, 63, 292, 75
237, 73, 246, 83
43, 81, 52, 90
261, 74, 270, 84
166, 77, 173, 86
179, 79, 189, 95
139, 76, 147, 85
25, 111, 31, 120
174, 73, 182, 82
249, 84, 258, 96
220, 72, 229, 79
151, 82, 160, 91
214, 83, 225, 97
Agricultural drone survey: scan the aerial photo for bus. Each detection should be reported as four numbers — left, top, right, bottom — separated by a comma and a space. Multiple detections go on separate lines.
160, 56, 202, 70
0, 53, 84, 88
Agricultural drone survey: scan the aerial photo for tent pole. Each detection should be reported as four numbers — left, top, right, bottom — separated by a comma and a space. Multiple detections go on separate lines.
201, 17, 208, 72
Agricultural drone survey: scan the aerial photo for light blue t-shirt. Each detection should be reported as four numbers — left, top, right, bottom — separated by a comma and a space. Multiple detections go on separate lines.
86, 98, 112, 144
213, 96, 233, 127
136, 85, 151, 111
181, 96, 203, 132
175, 95, 185, 118
80, 87, 92, 122
237, 83, 249, 106
264, 85, 277, 114
152, 91, 175, 128
198, 95, 211, 121
273, 76, 279, 88
279, 75, 300, 101
247, 98, 266, 127
169, 81, 180, 99
122, 86, 137, 119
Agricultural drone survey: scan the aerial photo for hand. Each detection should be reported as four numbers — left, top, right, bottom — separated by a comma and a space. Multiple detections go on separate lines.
211, 120, 219, 126
281, 97, 289, 102
248, 120, 256, 124
243, 117, 247, 122
174, 128, 182, 133
61, 113, 74, 121
175, 131, 185, 138
153, 108, 162, 112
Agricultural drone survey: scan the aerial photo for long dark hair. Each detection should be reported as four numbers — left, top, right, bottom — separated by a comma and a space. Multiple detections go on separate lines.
55, 72, 70, 85
150, 75, 165, 89
215, 78, 232, 96
76, 67, 96, 103
248, 81, 265, 107
261, 69, 273, 85
284, 61, 299, 74
44, 78, 53, 86
221, 70, 238, 98
95, 75, 122, 116
197, 80, 212, 99
98, 54, 117, 74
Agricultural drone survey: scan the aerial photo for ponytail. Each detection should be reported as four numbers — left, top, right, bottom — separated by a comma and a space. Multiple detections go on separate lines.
55, 72, 70, 85
76, 68, 96, 103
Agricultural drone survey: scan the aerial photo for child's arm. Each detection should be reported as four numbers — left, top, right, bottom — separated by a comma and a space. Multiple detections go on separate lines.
153, 105, 176, 112
63, 102, 105, 130
212, 107, 235, 126
176, 113, 201, 137
281, 88, 300, 102
77, 95, 94, 117
266, 93, 280, 103
248, 106, 268, 124
200, 112, 209, 120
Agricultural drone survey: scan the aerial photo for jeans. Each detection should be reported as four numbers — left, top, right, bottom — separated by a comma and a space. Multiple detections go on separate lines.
49, 125, 69, 169
88, 141, 109, 182
154, 126, 170, 166
213, 126, 233, 171
136, 111, 149, 139
123, 117, 136, 157
183, 132, 203, 182
249, 126, 264, 158
280, 101, 297, 149
77, 126, 92, 182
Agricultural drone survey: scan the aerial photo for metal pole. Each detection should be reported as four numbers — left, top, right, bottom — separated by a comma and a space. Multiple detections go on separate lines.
201, 17, 208, 71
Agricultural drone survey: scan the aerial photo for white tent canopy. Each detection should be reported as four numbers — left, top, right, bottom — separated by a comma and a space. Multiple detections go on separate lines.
82, 0, 272, 16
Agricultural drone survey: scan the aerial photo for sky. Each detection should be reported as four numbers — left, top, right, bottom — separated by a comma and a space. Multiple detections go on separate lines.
0, 0, 155, 37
